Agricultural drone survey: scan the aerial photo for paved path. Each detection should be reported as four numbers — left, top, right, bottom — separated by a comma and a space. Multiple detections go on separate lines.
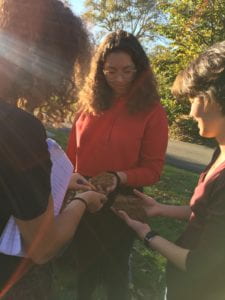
47, 128, 215, 174
166, 140, 214, 173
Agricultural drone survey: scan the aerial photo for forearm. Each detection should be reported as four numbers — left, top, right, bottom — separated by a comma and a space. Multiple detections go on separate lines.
39, 200, 86, 263
159, 204, 191, 220
20, 199, 86, 264
147, 235, 189, 271
116, 209, 189, 271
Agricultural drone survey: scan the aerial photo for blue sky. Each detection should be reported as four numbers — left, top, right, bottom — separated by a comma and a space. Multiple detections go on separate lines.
70, 0, 85, 15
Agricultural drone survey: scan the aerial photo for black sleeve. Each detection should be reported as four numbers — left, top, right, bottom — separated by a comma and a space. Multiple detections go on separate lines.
186, 175, 225, 280
0, 108, 52, 220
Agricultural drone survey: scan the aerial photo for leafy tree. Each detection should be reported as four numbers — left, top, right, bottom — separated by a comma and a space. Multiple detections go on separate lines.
150, 45, 189, 125
151, 0, 225, 135
156, 0, 225, 63
83, 0, 161, 44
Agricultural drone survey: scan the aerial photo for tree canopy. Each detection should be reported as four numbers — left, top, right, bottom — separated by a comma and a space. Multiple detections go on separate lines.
83, 0, 161, 44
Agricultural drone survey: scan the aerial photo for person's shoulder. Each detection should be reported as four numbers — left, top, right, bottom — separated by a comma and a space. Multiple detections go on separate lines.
11, 106, 44, 130
0, 104, 48, 168
0, 102, 45, 136
7, 106, 47, 142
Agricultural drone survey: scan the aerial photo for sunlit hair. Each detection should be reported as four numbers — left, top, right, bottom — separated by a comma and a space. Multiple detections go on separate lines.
172, 41, 225, 114
78, 30, 160, 114
0, 0, 91, 122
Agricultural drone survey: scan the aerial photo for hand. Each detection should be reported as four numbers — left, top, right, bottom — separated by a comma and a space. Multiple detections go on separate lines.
105, 172, 126, 193
105, 173, 118, 193
133, 189, 162, 217
114, 209, 150, 240
89, 172, 122, 194
68, 173, 95, 191
76, 191, 107, 213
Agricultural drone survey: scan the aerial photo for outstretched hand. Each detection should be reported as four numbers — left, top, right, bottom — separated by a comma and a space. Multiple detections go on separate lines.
113, 209, 150, 240
133, 189, 162, 217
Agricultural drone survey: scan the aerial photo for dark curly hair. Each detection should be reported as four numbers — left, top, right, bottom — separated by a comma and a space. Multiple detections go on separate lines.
78, 30, 160, 114
0, 0, 91, 123
172, 41, 225, 114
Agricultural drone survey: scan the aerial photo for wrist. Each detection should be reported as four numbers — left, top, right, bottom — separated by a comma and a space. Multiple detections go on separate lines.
71, 196, 88, 210
143, 230, 159, 249
116, 171, 127, 185
107, 171, 122, 188
155, 203, 166, 217
63, 196, 87, 213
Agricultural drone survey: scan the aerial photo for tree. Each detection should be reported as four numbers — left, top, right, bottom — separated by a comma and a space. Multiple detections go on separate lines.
155, 0, 225, 65
83, 0, 162, 44
151, 0, 225, 142
152, 0, 225, 103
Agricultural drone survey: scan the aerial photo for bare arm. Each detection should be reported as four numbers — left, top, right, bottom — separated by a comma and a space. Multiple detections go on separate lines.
16, 191, 106, 264
159, 204, 191, 220
147, 236, 189, 271
133, 189, 191, 220
116, 210, 189, 271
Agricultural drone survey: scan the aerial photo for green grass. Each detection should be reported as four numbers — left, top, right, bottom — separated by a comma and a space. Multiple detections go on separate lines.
48, 128, 199, 299
46, 127, 70, 150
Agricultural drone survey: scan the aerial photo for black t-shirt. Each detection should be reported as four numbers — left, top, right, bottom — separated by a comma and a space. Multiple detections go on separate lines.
0, 101, 52, 287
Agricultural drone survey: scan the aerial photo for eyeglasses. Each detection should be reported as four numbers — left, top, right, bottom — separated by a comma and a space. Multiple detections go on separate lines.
103, 68, 136, 81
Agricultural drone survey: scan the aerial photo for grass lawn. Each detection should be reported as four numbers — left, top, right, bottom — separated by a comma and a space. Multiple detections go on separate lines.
47, 127, 199, 299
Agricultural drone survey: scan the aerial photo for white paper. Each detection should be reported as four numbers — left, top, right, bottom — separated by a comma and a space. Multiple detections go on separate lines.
0, 138, 73, 257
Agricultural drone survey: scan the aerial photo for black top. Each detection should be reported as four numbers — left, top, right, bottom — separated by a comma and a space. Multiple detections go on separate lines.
166, 149, 225, 300
0, 101, 52, 288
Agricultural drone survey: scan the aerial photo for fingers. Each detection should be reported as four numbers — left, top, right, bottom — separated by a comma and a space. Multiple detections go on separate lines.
113, 209, 132, 225
133, 189, 148, 199
77, 178, 96, 191
133, 189, 155, 204
112, 208, 134, 225
106, 184, 116, 193
88, 193, 107, 213
96, 184, 105, 194
117, 210, 130, 220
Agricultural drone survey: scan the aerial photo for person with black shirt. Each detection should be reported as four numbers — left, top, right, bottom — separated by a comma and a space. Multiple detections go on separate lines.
117, 40, 225, 300
0, 1, 105, 299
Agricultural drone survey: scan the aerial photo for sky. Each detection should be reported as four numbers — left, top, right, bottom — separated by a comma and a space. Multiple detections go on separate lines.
70, 0, 85, 15
70, 0, 101, 37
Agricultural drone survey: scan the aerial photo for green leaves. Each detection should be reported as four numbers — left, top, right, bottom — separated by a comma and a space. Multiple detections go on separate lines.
83, 0, 161, 44
151, 0, 225, 128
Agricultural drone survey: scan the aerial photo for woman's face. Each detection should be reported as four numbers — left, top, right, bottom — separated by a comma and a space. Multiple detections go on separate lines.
189, 95, 225, 140
103, 51, 136, 97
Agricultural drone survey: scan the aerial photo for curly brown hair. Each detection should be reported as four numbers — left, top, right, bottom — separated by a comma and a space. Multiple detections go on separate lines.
172, 41, 225, 114
78, 30, 160, 114
0, 0, 91, 122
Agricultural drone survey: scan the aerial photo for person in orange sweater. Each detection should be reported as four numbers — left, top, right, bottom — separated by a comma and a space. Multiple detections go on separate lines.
66, 30, 168, 300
